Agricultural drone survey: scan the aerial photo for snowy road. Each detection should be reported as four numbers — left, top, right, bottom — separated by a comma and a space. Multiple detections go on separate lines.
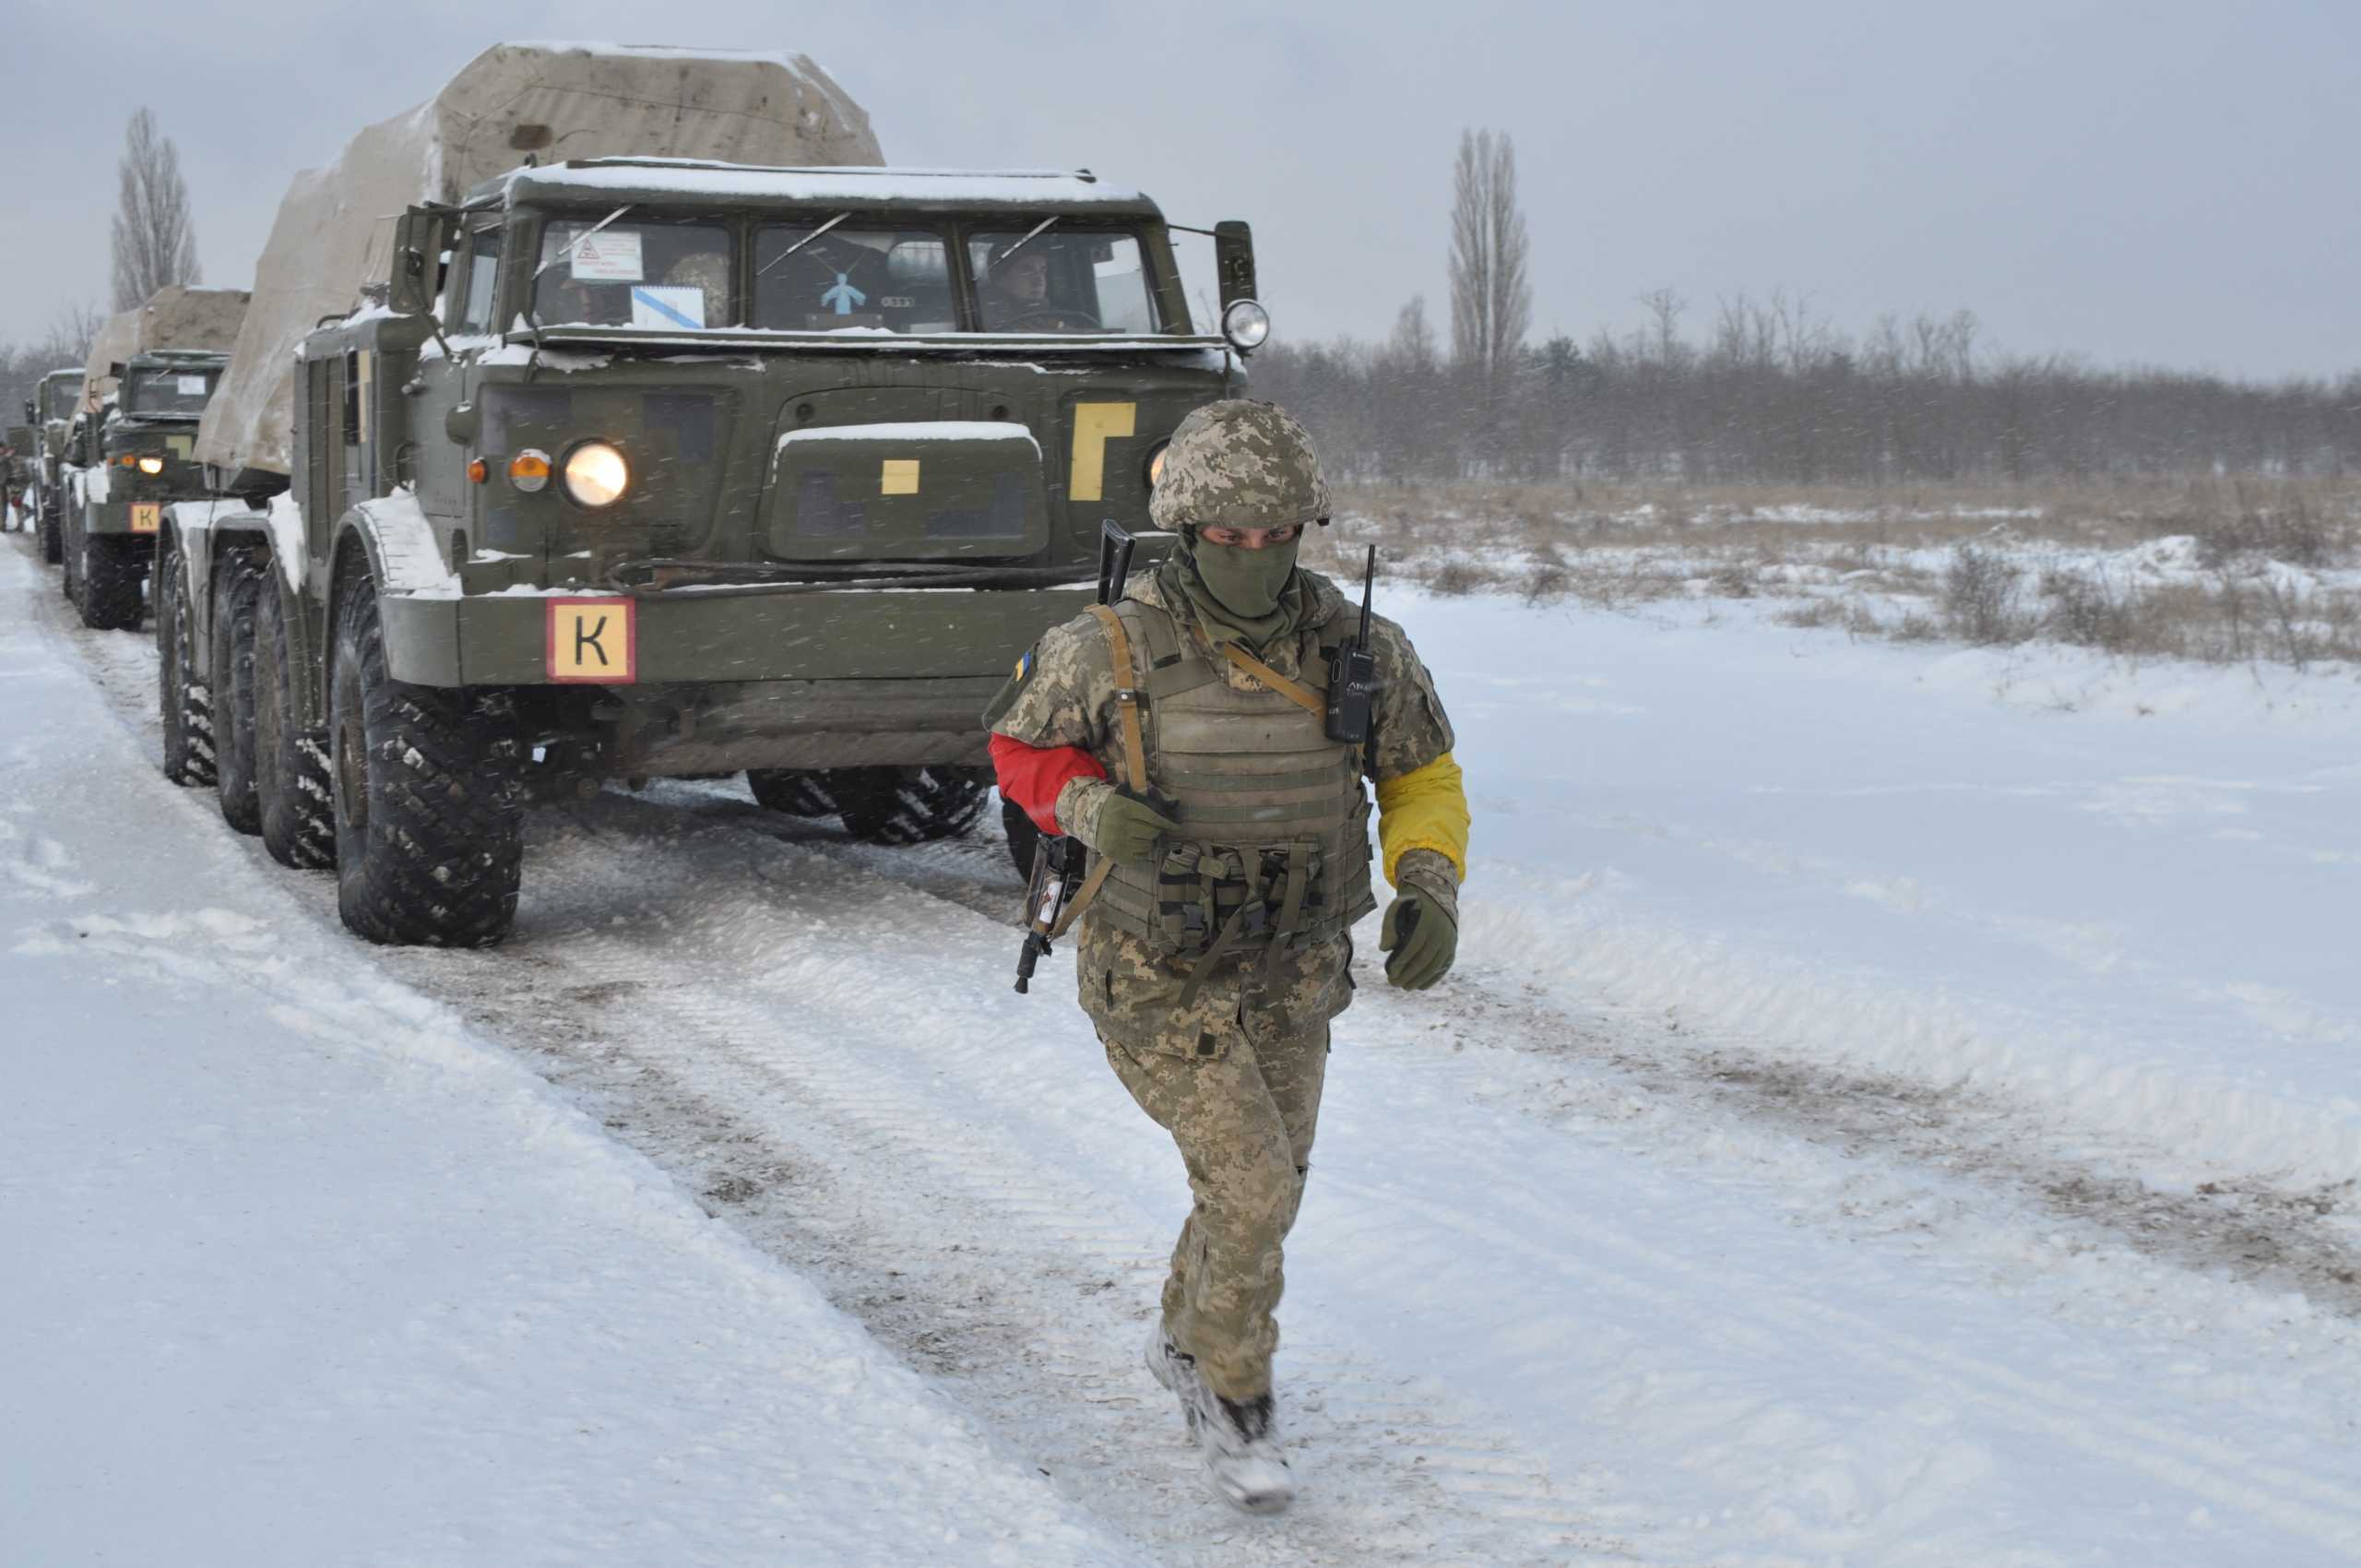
8, 529, 2361, 1565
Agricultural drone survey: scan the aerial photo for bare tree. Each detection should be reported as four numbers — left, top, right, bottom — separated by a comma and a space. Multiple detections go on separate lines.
1447, 128, 1531, 397
40, 302, 107, 368
110, 109, 202, 311
1389, 294, 1438, 371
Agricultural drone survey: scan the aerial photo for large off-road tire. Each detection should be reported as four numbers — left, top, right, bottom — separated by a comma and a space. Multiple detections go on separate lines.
38, 493, 64, 564
1001, 794, 1041, 881
330, 569, 523, 946
157, 550, 217, 787
828, 766, 990, 845
59, 495, 80, 601
212, 552, 266, 836
746, 767, 837, 816
77, 530, 144, 631
254, 576, 335, 869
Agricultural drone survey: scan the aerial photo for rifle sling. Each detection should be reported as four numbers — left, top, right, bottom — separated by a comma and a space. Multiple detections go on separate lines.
1217, 642, 1327, 717
1053, 604, 1156, 935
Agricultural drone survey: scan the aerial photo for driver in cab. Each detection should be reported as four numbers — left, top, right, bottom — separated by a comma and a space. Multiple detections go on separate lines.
979, 244, 1086, 332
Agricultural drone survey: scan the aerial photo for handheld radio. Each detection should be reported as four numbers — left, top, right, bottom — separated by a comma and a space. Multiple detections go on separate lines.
1324, 546, 1382, 746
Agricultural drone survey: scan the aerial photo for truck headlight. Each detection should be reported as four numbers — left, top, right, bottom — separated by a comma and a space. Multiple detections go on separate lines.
1221, 300, 1271, 352
136, 456, 165, 475
563, 441, 628, 508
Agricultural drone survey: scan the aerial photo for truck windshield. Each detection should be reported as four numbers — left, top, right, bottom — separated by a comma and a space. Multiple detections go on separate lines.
970, 229, 1160, 335
43, 380, 85, 420
533, 218, 733, 329
753, 223, 955, 334
124, 367, 218, 415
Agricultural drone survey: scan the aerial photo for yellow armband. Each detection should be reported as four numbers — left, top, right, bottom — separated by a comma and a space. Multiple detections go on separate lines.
1375, 751, 1469, 886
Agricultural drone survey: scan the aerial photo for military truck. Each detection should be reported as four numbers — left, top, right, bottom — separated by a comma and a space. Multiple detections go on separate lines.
166, 155, 1270, 946
22, 368, 85, 563
61, 348, 231, 628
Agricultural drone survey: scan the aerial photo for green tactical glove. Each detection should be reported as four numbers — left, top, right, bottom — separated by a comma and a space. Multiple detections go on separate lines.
1380, 858, 1460, 991
1085, 786, 1181, 866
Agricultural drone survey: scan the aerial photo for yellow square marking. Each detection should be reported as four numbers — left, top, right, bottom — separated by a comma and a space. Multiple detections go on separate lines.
1069, 401, 1136, 502
164, 434, 194, 458
546, 598, 636, 683
130, 504, 161, 535
880, 458, 920, 495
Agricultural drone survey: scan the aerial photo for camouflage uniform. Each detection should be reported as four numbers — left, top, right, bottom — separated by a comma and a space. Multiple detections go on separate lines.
991, 556, 1457, 1398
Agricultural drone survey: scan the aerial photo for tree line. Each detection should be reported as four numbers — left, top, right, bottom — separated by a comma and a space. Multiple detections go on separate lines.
1252, 291, 2361, 487
1257, 128, 2360, 487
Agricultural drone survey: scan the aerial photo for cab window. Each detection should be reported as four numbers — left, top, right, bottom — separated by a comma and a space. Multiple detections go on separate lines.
970, 230, 1159, 334
753, 223, 955, 333
123, 367, 218, 415
532, 219, 734, 329
457, 226, 503, 333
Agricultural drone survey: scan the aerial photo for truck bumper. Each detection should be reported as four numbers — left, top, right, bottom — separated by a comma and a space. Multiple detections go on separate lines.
377, 582, 1097, 773
82, 500, 167, 541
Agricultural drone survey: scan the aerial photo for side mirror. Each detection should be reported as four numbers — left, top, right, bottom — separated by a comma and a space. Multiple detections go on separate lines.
1214, 221, 1257, 308
388, 205, 448, 316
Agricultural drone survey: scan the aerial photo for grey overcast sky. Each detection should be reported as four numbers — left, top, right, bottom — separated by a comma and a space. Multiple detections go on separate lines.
8, 0, 2357, 378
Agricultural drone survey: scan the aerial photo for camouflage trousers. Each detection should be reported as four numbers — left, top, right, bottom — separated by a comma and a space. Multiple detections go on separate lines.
1104, 1019, 1330, 1401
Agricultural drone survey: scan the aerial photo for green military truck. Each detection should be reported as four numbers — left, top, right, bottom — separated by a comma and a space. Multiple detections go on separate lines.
61, 349, 230, 628
23, 368, 86, 564
162, 156, 1270, 946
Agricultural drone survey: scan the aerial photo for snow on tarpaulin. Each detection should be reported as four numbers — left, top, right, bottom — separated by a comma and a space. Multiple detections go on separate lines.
195, 41, 883, 479
79, 287, 252, 412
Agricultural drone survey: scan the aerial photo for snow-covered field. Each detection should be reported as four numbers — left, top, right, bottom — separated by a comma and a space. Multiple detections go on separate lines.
7, 526, 2361, 1565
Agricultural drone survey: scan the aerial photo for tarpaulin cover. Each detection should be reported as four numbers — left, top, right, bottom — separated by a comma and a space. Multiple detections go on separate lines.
196, 42, 881, 476
81, 287, 252, 412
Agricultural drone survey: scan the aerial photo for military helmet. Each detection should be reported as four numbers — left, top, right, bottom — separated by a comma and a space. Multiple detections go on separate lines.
1148, 398, 1331, 533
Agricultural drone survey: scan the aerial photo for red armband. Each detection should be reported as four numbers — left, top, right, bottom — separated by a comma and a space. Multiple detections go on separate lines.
989, 731, 1106, 836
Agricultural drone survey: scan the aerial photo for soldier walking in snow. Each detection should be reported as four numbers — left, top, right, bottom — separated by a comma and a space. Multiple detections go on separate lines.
987, 400, 1470, 1513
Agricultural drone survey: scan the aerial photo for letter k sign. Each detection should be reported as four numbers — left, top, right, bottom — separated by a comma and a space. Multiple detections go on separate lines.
547, 598, 638, 683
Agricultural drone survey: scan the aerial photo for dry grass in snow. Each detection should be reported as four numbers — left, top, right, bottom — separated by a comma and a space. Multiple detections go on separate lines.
1310, 476, 2361, 671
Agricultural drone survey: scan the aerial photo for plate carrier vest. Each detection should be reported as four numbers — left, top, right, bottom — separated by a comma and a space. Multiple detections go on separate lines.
1069, 588, 1378, 997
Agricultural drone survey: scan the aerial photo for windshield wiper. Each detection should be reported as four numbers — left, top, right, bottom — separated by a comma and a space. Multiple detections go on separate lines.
530, 205, 636, 287
756, 212, 853, 278
984, 215, 1059, 275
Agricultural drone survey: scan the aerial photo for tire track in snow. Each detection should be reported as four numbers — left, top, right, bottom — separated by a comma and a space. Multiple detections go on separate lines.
30, 538, 2361, 1560
479, 802, 1616, 1567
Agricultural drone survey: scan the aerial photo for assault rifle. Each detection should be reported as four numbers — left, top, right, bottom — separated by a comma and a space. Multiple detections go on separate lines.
1014, 521, 1174, 993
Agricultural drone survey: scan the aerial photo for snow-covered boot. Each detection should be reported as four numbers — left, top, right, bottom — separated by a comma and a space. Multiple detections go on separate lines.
1145, 1320, 1184, 1396
1188, 1383, 1295, 1515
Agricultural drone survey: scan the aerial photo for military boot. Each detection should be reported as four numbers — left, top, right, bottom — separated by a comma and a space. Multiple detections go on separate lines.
1145, 1319, 1198, 1433
1190, 1385, 1294, 1515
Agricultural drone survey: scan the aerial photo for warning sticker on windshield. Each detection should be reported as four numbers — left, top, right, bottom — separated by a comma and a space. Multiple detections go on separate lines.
630, 286, 706, 330
175, 375, 207, 396
567, 229, 644, 283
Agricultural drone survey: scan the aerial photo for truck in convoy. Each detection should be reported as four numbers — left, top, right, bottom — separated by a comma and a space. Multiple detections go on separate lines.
23, 367, 86, 563
52, 286, 248, 626
63, 345, 237, 628
162, 42, 1271, 947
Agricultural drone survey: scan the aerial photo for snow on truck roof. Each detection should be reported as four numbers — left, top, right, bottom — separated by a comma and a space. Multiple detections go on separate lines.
489, 160, 1157, 214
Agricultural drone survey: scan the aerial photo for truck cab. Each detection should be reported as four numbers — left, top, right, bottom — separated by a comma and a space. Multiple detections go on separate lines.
166, 160, 1272, 946
64, 350, 230, 629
